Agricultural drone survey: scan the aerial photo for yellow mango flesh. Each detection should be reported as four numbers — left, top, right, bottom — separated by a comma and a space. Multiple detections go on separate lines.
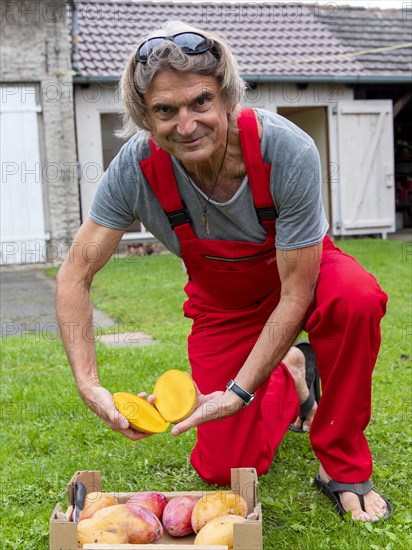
113, 392, 170, 434
153, 369, 197, 423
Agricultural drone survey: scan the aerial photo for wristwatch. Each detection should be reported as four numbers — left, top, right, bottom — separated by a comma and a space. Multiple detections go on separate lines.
226, 380, 256, 407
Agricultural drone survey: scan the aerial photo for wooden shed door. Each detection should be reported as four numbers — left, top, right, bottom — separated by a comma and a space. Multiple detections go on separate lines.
0, 84, 47, 264
334, 100, 395, 236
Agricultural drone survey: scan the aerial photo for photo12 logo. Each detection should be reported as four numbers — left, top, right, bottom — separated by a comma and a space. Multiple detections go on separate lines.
1, 1, 64, 24
1, 1, 142, 24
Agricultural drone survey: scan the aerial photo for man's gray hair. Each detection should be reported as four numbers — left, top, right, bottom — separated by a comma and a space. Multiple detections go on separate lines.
117, 20, 247, 137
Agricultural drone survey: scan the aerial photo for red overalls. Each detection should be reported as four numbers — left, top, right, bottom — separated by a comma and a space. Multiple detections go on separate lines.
140, 109, 388, 487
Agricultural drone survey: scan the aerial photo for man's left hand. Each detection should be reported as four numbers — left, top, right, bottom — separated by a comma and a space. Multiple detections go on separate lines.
171, 387, 244, 435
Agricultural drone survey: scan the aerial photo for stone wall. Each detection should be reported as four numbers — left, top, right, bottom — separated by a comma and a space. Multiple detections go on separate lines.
1, 0, 80, 259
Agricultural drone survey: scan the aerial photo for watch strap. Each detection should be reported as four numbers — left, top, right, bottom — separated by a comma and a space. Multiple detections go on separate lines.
226, 379, 256, 407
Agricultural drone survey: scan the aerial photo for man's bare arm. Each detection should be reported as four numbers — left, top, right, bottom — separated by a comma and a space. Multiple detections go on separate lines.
56, 219, 152, 441
57, 220, 123, 393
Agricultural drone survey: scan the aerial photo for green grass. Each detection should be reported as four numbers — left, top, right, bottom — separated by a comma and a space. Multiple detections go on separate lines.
1, 239, 411, 549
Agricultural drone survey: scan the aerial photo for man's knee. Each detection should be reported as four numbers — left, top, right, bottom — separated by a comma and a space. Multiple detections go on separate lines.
329, 277, 387, 325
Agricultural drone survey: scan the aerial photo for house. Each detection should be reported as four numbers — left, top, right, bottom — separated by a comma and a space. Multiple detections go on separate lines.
1, 1, 411, 264
70, 0, 412, 241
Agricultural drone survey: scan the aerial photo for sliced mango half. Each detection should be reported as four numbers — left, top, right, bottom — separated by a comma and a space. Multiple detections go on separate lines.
113, 392, 170, 434
153, 369, 197, 423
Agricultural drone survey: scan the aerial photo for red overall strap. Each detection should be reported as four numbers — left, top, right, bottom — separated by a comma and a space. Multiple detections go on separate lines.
139, 140, 196, 240
237, 109, 277, 233
139, 109, 275, 239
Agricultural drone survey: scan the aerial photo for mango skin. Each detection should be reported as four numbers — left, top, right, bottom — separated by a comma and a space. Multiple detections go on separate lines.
113, 392, 170, 434
194, 514, 246, 548
191, 491, 248, 533
77, 517, 128, 547
162, 495, 199, 537
153, 369, 197, 423
78, 492, 118, 521
126, 491, 168, 520
93, 503, 164, 543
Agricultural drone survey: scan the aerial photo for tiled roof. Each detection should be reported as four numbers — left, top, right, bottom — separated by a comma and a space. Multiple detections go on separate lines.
317, 5, 412, 76
67, 1, 410, 80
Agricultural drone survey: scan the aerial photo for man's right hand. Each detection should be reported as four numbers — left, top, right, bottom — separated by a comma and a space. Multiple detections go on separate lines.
82, 385, 154, 441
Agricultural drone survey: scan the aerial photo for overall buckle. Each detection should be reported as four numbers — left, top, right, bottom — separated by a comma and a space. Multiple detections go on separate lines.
166, 201, 192, 229
256, 206, 278, 222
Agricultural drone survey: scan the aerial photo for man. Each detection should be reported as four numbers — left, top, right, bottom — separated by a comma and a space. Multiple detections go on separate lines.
56, 20, 392, 522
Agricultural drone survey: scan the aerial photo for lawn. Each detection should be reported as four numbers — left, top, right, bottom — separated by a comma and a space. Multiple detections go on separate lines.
1, 239, 411, 549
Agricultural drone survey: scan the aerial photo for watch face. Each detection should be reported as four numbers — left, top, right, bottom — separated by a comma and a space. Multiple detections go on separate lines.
244, 394, 254, 406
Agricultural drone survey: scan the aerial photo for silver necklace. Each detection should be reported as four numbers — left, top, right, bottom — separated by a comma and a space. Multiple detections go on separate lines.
180, 127, 229, 235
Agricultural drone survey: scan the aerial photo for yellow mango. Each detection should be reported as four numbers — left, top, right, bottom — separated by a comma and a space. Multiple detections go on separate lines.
153, 369, 197, 423
77, 518, 128, 547
113, 392, 170, 434
194, 514, 246, 548
78, 492, 118, 520
191, 491, 248, 533
92, 503, 164, 544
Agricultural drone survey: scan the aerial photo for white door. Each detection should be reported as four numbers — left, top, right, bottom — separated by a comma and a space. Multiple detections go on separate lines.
331, 100, 395, 236
0, 84, 47, 264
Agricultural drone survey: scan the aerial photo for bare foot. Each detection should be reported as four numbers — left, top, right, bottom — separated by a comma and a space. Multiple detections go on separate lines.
283, 346, 317, 432
318, 464, 389, 522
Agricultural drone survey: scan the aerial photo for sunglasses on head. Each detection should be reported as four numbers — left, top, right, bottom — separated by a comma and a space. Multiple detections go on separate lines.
135, 31, 216, 63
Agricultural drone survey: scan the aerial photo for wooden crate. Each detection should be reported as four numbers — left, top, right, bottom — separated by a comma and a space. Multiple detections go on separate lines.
49, 468, 263, 550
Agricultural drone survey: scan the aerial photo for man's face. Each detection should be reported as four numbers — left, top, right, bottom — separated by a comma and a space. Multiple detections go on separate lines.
144, 71, 229, 166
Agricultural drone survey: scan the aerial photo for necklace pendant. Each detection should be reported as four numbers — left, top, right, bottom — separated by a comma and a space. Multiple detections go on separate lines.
202, 212, 209, 235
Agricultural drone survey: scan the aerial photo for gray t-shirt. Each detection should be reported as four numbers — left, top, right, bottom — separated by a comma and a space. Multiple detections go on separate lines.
89, 109, 328, 255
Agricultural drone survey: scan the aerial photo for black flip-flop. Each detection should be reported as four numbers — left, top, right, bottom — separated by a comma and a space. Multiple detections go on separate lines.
314, 474, 393, 520
289, 340, 320, 433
